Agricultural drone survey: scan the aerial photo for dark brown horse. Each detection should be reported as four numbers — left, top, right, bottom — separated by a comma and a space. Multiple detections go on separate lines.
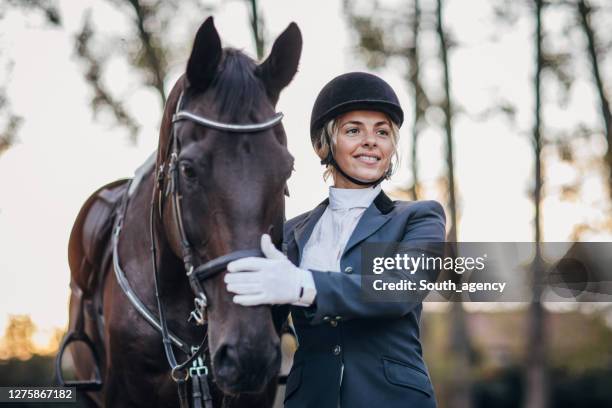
58, 17, 301, 407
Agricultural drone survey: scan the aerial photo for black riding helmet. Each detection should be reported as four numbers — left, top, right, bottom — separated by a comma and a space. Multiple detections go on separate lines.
310, 72, 404, 187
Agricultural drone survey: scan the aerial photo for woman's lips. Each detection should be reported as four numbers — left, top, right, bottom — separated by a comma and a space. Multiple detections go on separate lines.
354, 154, 381, 166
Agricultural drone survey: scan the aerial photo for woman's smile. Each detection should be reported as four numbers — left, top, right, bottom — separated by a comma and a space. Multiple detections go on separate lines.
353, 152, 381, 165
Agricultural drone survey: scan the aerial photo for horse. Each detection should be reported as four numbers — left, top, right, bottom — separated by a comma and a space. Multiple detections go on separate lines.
56, 16, 302, 407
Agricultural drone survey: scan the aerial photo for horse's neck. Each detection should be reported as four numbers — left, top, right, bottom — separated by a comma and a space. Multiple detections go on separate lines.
122, 171, 192, 310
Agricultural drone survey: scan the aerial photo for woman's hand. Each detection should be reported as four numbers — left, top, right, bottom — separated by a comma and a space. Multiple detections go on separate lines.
225, 234, 316, 306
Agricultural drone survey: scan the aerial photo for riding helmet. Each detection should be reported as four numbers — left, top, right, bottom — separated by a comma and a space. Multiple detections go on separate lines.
309, 71, 404, 144
310, 72, 404, 187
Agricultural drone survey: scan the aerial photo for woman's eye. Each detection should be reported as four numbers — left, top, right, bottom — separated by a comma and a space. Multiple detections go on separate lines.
346, 128, 359, 135
180, 163, 196, 179
377, 129, 390, 136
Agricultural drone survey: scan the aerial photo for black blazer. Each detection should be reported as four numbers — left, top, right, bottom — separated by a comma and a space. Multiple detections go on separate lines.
282, 190, 446, 408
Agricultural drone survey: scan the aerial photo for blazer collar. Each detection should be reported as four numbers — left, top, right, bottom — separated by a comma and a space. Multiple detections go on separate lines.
293, 190, 395, 261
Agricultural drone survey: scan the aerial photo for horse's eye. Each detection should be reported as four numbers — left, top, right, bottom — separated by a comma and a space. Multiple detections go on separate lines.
180, 163, 196, 179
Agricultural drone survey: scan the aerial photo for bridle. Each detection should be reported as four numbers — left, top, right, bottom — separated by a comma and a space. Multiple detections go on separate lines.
160, 91, 283, 323
112, 89, 285, 408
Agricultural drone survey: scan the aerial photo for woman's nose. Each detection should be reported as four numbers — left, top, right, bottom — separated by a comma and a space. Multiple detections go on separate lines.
362, 129, 377, 146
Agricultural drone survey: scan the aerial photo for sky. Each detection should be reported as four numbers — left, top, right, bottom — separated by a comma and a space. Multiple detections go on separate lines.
0, 0, 611, 346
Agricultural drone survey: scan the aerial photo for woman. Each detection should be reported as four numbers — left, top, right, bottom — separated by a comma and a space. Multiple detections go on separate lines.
225, 72, 446, 407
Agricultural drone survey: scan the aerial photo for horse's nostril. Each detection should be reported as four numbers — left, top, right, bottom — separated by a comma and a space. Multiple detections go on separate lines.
213, 341, 281, 390
214, 344, 241, 383
217, 344, 239, 368
213, 341, 280, 380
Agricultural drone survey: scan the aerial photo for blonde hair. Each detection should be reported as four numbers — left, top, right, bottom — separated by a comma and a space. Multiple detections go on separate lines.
312, 116, 401, 182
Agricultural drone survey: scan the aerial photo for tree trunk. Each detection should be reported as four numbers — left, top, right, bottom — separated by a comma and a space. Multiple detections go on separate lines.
408, 0, 422, 201
524, 1, 548, 407
248, 0, 265, 60
577, 0, 612, 202
436, 1, 472, 407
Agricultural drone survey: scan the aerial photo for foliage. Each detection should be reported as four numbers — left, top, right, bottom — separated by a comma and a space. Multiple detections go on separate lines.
73, 0, 215, 142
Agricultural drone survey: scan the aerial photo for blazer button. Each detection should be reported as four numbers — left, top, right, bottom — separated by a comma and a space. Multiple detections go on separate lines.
330, 320, 338, 327
333, 345, 342, 355
344, 266, 353, 274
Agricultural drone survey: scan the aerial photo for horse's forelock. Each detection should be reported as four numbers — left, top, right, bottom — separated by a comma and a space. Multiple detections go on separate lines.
212, 48, 269, 121
156, 48, 272, 166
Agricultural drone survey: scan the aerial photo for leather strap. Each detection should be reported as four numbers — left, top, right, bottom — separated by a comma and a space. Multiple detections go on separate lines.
192, 249, 264, 281
192, 376, 203, 408
173, 111, 284, 133
177, 378, 190, 408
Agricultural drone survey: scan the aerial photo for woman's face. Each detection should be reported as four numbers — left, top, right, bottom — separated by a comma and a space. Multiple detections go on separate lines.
332, 110, 394, 189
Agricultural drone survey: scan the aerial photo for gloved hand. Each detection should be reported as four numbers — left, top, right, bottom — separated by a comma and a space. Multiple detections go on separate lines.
225, 234, 316, 306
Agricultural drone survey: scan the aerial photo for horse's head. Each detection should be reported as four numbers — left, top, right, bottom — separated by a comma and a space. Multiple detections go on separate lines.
156, 17, 301, 394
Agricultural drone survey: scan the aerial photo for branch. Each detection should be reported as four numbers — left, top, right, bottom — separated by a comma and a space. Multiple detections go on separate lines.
126, 0, 167, 104
74, 12, 140, 141
1, 0, 62, 26
0, 114, 22, 157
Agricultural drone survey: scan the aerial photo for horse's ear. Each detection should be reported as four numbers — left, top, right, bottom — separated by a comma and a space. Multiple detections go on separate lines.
256, 22, 302, 105
186, 16, 222, 92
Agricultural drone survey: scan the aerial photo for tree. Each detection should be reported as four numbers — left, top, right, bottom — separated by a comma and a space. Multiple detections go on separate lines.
435, 2, 474, 407
74, 0, 214, 141
74, 0, 275, 142
247, 0, 266, 60
524, 1, 549, 407
577, 0, 612, 203
0, 315, 37, 361
408, 0, 426, 200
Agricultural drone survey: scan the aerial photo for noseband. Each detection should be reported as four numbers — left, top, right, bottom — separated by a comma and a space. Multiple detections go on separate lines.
111, 90, 285, 407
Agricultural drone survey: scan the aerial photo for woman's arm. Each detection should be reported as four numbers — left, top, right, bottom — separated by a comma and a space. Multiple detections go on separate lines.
301, 200, 446, 325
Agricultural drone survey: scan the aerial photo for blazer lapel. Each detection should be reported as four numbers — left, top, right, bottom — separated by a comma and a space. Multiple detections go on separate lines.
293, 198, 329, 262
342, 190, 395, 257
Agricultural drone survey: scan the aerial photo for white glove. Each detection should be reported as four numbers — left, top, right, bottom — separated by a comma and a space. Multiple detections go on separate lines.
224, 234, 316, 306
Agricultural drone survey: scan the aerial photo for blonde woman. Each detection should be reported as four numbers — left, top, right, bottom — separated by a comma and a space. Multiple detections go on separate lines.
225, 72, 446, 408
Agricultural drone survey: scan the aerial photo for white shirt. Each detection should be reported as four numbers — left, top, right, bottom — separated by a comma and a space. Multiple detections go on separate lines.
300, 184, 382, 273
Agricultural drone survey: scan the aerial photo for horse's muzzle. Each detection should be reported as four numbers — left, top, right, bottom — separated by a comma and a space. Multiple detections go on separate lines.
212, 338, 281, 394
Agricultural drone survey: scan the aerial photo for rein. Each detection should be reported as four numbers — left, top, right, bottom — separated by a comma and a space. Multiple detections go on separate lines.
110, 90, 286, 408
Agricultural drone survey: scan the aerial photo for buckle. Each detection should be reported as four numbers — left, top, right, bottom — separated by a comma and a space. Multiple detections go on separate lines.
187, 294, 207, 326
189, 350, 208, 378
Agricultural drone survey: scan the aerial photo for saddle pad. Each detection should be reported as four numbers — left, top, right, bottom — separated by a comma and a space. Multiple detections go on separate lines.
74, 179, 130, 296
128, 150, 157, 197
